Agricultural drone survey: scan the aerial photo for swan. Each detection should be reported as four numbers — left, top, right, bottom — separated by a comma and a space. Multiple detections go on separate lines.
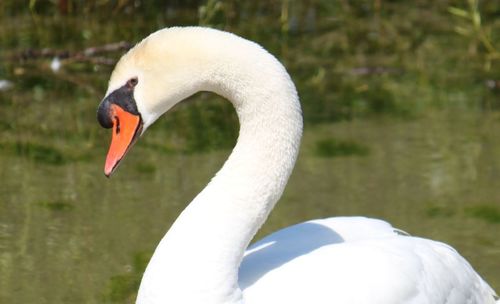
96, 27, 498, 304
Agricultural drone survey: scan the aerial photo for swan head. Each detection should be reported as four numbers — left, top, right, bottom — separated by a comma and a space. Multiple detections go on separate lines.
97, 27, 211, 176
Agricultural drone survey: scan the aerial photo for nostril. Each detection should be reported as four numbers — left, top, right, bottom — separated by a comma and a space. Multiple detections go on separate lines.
115, 116, 121, 134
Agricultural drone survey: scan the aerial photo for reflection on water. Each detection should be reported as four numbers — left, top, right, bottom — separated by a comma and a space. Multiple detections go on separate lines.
1, 111, 499, 303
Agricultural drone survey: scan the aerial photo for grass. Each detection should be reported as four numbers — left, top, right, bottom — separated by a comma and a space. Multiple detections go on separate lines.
1, 1, 498, 129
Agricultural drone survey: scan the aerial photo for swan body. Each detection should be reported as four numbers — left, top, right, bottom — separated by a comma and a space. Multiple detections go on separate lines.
97, 27, 498, 304
240, 217, 494, 303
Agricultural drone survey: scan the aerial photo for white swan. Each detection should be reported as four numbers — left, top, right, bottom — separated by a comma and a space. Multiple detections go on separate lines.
97, 27, 498, 304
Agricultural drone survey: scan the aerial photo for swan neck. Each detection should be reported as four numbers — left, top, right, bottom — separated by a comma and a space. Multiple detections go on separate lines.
137, 30, 302, 304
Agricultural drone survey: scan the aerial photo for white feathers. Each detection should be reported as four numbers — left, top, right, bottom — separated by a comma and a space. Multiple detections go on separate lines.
103, 27, 497, 304
241, 217, 496, 303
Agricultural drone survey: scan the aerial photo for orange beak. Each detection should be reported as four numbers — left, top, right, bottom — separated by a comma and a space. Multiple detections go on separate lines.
104, 104, 143, 177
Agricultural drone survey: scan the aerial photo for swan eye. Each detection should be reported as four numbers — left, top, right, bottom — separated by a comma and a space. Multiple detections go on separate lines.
127, 77, 138, 88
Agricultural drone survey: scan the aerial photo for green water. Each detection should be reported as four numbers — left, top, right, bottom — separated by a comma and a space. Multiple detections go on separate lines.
1, 1, 499, 303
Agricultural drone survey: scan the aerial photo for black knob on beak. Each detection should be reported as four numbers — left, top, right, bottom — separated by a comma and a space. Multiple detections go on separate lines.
97, 78, 140, 129
97, 99, 113, 129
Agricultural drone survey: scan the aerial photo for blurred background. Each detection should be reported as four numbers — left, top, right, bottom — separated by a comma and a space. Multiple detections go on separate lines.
0, 0, 499, 303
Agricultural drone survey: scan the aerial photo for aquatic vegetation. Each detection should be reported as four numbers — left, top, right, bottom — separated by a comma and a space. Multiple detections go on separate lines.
0, 142, 66, 165
314, 138, 369, 158
134, 162, 156, 175
36, 200, 74, 211
103, 251, 151, 303
0, 141, 94, 165
0, 120, 13, 130
425, 204, 456, 218
465, 205, 500, 224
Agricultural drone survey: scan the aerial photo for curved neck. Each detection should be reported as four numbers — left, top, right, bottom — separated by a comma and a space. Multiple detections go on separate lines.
137, 32, 303, 304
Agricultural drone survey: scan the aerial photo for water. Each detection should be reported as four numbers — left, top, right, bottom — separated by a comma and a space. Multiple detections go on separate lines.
0, 2, 499, 303
1, 110, 499, 303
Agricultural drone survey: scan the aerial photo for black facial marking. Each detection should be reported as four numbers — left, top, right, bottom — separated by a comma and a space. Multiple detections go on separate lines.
97, 78, 140, 129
